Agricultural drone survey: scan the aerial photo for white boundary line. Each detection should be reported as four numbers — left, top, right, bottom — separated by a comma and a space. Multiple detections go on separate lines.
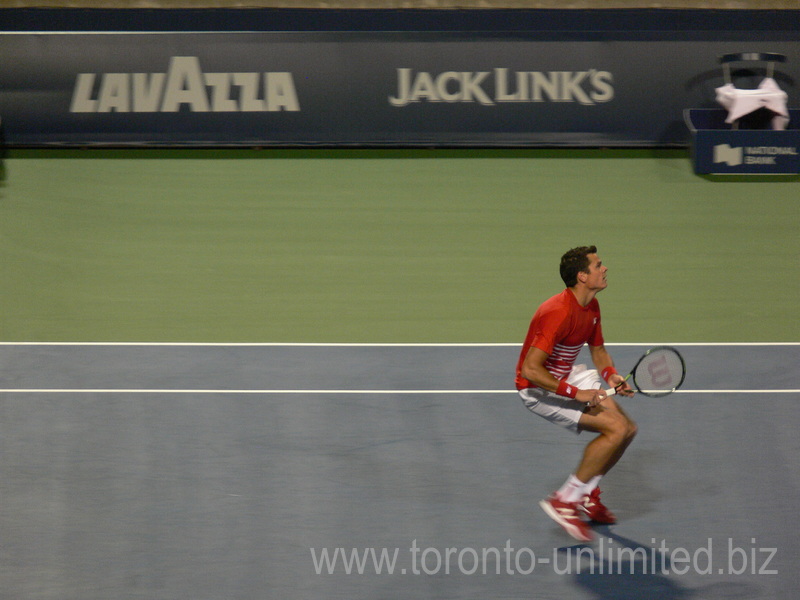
1, 389, 797, 395
2, 343, 796, 395
0, 32, 272, 35
1, 342, 798, 347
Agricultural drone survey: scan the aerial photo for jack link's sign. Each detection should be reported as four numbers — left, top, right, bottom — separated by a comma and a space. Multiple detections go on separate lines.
388, 68, 615, 107
0, 32, 797, 147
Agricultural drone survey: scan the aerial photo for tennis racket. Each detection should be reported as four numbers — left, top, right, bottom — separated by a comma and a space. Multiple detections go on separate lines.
605, 346, 686, 398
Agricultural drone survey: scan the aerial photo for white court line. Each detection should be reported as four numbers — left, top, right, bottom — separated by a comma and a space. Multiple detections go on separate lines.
2, 344, 795, 394
0, 31, 270, 35
0, 342, 798, 347
1, 389, 797, 395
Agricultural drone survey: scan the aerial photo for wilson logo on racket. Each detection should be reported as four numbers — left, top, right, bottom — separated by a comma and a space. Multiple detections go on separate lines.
646, 354, 673, 388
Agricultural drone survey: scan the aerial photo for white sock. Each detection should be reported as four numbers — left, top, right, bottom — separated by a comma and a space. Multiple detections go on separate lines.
556, 474, 586, 503
584, 475, 602, 495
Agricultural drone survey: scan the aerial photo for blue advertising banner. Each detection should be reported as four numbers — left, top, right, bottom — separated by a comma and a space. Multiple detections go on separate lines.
686, 109, 800, 174
0, 29, 798, 147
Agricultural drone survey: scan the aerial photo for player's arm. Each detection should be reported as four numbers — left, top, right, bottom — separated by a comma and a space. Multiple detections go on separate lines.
520, 346, 607, 406
589, 344, 633, 397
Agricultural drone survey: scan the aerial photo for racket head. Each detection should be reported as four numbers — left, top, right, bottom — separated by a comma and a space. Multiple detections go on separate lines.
629, 346, 686, 398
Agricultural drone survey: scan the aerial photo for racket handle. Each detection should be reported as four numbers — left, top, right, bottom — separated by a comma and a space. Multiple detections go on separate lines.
603, 374, 631, 398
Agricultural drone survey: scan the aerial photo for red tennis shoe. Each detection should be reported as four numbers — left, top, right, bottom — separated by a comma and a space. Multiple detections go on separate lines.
539, 495, 594, 542
580, 488, 617, 524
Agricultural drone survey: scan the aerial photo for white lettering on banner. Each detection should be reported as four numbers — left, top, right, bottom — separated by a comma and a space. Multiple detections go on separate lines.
389, 68, 614, 107
70, 57, 300, 113
713, 143, 798, 166
745, 146, 798, 155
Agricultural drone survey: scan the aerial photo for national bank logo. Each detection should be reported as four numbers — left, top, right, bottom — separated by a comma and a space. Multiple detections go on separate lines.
714, 143, 798, 166
389, 68, 614, 107
713, 144, 743, 166
70, 56, 300, 113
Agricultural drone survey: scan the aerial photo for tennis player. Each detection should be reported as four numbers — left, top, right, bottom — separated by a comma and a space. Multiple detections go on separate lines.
515, 246, 636, 542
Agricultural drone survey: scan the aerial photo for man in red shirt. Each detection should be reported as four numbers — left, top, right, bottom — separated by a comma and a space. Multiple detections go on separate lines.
516, 246, 636, 542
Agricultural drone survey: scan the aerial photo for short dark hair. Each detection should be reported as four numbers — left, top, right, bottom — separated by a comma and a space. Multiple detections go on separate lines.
560, 245, 598, 287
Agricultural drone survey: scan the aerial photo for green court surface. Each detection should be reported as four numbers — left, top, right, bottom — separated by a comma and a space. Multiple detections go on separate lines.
0, 149, 797, 343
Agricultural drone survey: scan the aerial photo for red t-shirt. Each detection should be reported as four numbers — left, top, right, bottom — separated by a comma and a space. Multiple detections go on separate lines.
515, 289, 604, 390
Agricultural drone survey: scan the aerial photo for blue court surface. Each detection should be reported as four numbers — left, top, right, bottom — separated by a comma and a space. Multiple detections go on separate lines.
1, 343, 798, 599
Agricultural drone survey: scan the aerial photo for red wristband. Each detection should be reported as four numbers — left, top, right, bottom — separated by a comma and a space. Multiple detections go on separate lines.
601, 366, 618, 384
556, 380, 578, 399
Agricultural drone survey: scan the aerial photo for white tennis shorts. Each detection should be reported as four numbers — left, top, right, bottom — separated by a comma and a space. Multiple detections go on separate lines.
518, 365, 603, 434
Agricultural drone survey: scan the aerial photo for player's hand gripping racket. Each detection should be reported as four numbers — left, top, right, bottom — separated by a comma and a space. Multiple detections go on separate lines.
605, 346, 686, 398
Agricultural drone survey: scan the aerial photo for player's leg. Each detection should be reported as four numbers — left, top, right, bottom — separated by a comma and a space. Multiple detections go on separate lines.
519, 387, 596, 541
575, 397, 637, 481
520, 376, 637, 539
565, 398, 636, 525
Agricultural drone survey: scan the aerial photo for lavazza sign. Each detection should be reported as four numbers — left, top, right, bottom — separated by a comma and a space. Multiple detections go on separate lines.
70, 57, 301, 113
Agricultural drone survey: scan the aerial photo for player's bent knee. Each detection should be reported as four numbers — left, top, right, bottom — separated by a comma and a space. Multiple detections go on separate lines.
627, 420, 638, 440
603, 398, 637, 441
581, 410, 628, 441
609, 413, 638, 446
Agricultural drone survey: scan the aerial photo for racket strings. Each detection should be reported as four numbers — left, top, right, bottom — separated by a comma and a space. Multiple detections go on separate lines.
633, 349, 685, 395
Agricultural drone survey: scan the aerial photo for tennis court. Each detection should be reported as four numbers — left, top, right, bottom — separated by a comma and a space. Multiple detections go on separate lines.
1, 342, 798, 599
0, 149, 799, 599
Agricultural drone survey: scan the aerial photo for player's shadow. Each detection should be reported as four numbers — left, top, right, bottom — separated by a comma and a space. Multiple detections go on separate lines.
566, 530, 690, 600
561, 527, 759, 600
